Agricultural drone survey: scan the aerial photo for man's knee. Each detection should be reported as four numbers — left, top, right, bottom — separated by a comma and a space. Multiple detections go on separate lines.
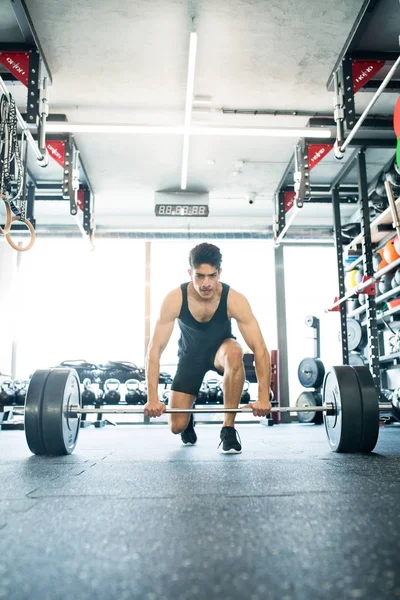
170, 416, 189, 435
225, 345, 244, 370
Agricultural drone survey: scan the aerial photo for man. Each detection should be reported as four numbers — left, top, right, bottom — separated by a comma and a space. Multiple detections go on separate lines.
144, 243, 271, 453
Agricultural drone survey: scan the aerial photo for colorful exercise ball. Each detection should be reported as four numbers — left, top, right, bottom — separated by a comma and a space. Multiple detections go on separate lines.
378, 258, 389, 272
383, 238, 400, 264
345, 270, 358, 290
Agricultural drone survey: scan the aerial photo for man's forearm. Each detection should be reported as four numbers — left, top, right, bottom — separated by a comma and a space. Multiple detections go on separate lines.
254, 347, 271, 398
146, 350, 161, 403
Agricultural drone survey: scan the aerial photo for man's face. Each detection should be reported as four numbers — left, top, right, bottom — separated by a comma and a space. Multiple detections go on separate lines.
189, 263, 221, 299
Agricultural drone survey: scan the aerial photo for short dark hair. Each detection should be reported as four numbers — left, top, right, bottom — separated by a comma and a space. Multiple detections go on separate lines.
189, 243, 222, 270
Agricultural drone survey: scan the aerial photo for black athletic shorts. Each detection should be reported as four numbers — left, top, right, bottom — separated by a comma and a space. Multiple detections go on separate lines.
171, 351, 224, 397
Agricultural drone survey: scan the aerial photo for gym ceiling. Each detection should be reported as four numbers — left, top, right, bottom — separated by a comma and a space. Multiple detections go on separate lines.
0, 0, 399, 236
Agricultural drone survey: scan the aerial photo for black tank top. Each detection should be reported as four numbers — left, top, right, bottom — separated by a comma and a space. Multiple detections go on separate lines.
177, 282, 234, 357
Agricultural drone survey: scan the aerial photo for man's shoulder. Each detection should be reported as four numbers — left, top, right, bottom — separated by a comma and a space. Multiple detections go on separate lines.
161, 286, 183, 317
227, 287, 250, 317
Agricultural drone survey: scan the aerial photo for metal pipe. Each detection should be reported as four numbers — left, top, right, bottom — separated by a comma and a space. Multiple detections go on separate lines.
39, 77, 49, 154
0, 75, 48, 166
333, 72, 344, 147
339, 54, 400, 154
274, 206, 301, 245
329, 255, 400, 310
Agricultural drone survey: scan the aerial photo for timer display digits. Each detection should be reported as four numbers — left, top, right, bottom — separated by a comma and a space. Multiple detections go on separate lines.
155, 204, 209, 217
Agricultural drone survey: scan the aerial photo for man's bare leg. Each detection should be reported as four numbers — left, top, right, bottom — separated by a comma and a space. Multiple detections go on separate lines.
214, 339, 245, 427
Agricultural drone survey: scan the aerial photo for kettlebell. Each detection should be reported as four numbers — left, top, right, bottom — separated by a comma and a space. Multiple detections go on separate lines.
240, 380, 251, 404
206, 379, 220, 404
138, 382, 147, 404
104, 379, 121, 404
13, 379, 28, 407
95, 387, 105, 407
162, 389, 170, 405
125, 379, 141, 405
0, 380, 16, 407
196, 382, 209, 405
216, 382, 224, 404
82, 378, 96, 406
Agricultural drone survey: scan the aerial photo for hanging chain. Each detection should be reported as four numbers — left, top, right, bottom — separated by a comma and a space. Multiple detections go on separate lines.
0, 93, 26, 220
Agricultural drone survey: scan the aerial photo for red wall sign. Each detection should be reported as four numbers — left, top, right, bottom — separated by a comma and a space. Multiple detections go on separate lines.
0, 52, 30, 87
46, 141, 65, 168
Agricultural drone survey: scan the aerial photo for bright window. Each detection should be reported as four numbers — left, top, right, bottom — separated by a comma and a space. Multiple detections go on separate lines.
14, 237, 145, 378
284, 245, 342, 405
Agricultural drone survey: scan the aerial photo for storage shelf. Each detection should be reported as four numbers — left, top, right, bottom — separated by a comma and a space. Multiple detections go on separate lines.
379, 351, 400, 363
345, 193, 400, 250
361, 303, 400, 326
347, 284, 400, 318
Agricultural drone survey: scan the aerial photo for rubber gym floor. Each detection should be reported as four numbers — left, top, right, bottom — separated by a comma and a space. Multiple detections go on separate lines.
0, 422, 400, 600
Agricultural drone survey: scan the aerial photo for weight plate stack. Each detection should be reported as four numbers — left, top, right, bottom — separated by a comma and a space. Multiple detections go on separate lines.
25, 368, 81, 456
323, 366, 363, 452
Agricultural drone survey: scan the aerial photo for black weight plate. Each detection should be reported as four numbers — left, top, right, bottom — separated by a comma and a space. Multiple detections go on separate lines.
323, 366, 363, 453
295, 391, 323, 424
347, 318, 364, 351
25, 369, 52, 455
41, 369, 81, 455
352, 366, 379, 453
298, 358, 325, 388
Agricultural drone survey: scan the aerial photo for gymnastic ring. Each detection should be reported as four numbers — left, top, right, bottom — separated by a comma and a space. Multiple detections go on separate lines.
0, 196, 12, 235
5, 216, 36, 252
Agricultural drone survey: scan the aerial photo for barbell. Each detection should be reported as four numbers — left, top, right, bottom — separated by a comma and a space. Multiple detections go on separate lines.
22, 365, 392, 456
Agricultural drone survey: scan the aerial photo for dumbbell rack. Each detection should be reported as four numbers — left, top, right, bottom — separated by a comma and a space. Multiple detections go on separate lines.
0, 406, 25, 430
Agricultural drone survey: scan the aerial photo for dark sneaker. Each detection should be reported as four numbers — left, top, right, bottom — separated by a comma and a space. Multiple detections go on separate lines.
218, 426, 242, 454
181, 413, 197, 445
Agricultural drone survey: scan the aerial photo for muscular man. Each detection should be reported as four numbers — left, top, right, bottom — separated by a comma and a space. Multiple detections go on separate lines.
144, 243, 271, 453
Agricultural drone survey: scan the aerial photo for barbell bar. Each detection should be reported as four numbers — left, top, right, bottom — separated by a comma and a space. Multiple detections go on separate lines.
68, 404, 340, 415
23, 365, 392, 456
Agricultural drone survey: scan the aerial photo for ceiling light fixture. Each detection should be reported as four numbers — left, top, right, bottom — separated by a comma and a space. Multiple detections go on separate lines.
46, 122, 332, 139
181, 31, 197, 190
